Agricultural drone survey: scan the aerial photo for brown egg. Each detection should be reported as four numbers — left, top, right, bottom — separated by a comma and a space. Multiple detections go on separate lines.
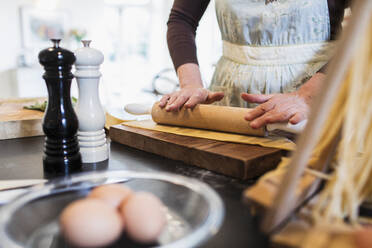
354, 229, 372, 248
120, 192, 166, 244
60, 198, 123, 248
88, 184, 133, 209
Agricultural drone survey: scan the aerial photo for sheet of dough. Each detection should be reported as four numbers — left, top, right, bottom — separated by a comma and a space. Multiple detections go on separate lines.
122, 119, 295, 151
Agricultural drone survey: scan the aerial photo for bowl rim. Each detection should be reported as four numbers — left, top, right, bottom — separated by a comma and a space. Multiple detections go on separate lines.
0, 170, 225, 248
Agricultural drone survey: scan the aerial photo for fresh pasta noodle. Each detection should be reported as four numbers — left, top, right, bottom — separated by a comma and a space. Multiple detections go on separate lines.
310, 18, 372, 226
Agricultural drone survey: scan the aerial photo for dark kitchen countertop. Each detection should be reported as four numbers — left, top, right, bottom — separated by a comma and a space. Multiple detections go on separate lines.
0, 136, 269, 248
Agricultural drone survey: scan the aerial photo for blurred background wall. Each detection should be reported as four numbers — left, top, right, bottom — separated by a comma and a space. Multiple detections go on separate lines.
0, 0, 222, 116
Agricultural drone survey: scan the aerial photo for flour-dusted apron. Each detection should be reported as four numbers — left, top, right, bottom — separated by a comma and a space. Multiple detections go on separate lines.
210, 0, 336, 107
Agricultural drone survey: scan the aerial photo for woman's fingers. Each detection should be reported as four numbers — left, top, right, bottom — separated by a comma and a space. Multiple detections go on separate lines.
184, 95, 203, 108
250, 109, 295, 129
159, 94, 170, 108
161, 88, 224, 111
205, 92, 225, 104
184, 90, 224, 108
165, 93, 180, 111
163, 88, 224, 111
167, 93, 179, 106
241, 93, 273, 104
289, 112, 306, 124
249, 112, 282, 129
244, 101, 275, 121
243, 93, 276, 122
166, 94, 189, 111
245, 92, 310, 128
249, 111, 274, 129
184, 89, 208, 108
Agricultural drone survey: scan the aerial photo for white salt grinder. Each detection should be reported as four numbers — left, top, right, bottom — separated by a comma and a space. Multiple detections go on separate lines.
75, 40, 108, 163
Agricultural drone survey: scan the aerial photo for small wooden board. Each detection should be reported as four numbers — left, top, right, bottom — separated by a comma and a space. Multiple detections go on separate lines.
271, 220, 357, 248
0, 98, 45, 140
110, 124, 284, 179
269, 198, 359, 248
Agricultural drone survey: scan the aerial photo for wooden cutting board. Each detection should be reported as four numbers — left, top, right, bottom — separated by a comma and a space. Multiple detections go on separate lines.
0, 98, 45, 140
110, 124, 285, 179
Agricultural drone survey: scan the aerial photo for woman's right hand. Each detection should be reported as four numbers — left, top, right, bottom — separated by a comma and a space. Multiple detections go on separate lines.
160, 63, 224, 111
159, 87, 224, 111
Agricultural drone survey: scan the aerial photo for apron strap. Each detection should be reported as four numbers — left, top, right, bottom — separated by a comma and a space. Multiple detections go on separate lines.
222, 40, 337, 66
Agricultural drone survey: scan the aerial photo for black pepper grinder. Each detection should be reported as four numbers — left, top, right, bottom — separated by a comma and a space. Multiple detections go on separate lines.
39, 39, 82, 177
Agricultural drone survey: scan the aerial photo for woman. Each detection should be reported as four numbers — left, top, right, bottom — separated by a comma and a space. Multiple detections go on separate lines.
160, 0, 351, 129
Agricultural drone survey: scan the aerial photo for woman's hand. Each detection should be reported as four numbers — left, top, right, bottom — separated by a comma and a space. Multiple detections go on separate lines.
241, 92, 309, 129
159, 63, 224, 111
242, 72, 325, 129
159, 87, 224, 111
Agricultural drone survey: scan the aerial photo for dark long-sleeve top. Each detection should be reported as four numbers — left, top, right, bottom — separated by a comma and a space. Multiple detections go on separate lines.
167, 0, 351, 71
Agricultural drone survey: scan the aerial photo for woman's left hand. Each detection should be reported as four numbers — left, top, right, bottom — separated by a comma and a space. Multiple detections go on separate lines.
241, 92, 309, 129
242, 72, 325, 129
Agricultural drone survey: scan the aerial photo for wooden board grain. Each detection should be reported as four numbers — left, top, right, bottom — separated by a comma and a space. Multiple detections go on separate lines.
0, 98, 45, 140
269, 199, 358, 248
271, 221, 357, 248
110, 124, 284, 179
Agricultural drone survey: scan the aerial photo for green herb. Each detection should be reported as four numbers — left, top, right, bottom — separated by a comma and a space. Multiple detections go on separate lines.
24, 101, 47, 112
72, 96, 78, 105
24, 97, 78, 112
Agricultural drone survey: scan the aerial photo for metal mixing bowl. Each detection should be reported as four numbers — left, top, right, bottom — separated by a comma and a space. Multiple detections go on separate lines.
0, 170, 224, 248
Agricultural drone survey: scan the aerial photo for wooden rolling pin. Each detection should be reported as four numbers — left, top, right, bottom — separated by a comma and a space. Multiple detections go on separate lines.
125, 102, 306, 137
151, 102, 267, 136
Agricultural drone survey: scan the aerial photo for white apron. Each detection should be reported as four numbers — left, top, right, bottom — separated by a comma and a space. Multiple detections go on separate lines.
210, 0, 335, 107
